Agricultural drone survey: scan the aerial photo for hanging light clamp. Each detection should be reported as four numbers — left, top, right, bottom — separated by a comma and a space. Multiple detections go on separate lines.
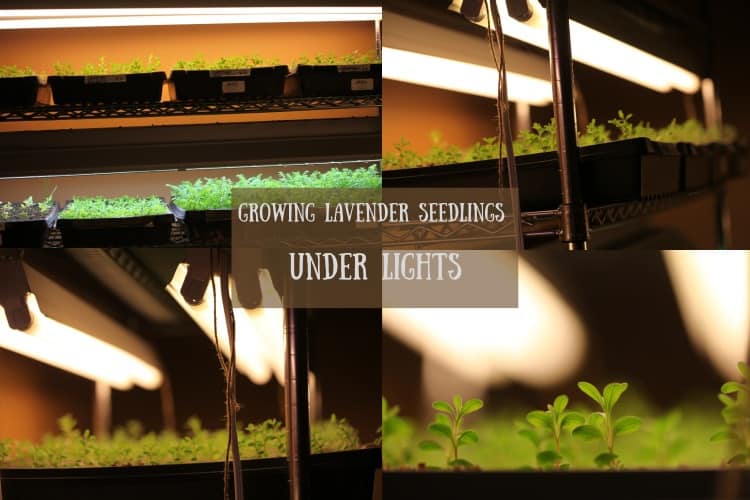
0, 250, 32, 330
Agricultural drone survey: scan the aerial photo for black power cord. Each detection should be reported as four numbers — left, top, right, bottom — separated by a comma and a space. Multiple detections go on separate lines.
209, 249, 244, 500
483, 0, 525, 250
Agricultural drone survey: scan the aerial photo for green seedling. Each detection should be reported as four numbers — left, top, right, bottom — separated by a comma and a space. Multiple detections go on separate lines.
1, 413, 359, 468
379, 396, 727, 470
382, 138, 423, 170
174, 54, 281, 70
59, 195, 167, 219
641, 409, 688, 467
466, 136, 502, 162
293, 50, 380, 72
0, 188, 56, 222
240, 418, 286, 458
295, 50, 380, 67
578, 119, 611, 146
54, 55, 161, 76
607, 110, 735, 145
711, 361, 750, 465
311, 414, 360, 453
381, 397, 416, 467
425, 131, 464, 166
0, 439, 9, 463
516, 420, 544, 470
419, 395, 483, 468
0, 65, 35, 77
169, 165, 381, 211
514, 120, 557, 155
524, 395, 585, 470
383, 112, 740, 171
573, 381, 641, 469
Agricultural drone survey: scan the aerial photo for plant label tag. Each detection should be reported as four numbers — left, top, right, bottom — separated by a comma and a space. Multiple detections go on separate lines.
351, 78, 374, 91
222, 80, 246, 94
338, 64, 371, 73
85, 75, 127, 84
210, 69, 251, 78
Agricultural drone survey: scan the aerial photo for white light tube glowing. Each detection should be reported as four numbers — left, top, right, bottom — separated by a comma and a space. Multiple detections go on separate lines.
663, 251, 750, 379
383, 47, 552, 106
0, 7, 382, 29
0, 294, 163, 391
382, 257, 585, 388
451, 0, 700, 94
166, 263, 285, 385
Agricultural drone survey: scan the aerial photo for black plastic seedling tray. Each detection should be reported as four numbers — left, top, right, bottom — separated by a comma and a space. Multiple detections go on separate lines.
169, 203, 231, 245
705, 143, 732, 184
297, 63, 382, 97
731, 142, 750, 176
680, 143, 718, 191
0, 448, 380, 500
170, 65, 289, 100
383, 138, 683, 211
0, 76, 39, 107
385, 469, 750, 500
48, 72, 166, 104
383, 155, 558, 212
57, 199, 174, 247
0, 204, 57, 247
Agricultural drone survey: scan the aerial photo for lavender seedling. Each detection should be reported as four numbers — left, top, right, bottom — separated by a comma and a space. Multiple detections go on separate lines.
573, 382, 641, 469
419, 395, 483, 468
711, 362, 750, 465
524, 395, 585, 470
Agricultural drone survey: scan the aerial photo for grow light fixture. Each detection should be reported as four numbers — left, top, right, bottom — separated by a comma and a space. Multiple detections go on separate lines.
166, 263, 284, 385
0, 293, 163, 391
383, 47, 552, 106
450, 0, 701, 94
663, 251, 750, 380
0, 7, 382, 29
382, 257, 585, 388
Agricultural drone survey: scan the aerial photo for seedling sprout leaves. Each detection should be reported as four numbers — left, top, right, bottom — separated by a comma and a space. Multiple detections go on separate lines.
524, 394, 585, 470
383, 112, 739, 170
573, 381, 642, 469
711, 361, 750, 465
1, 414, 360, 468
419, 395, 483, 468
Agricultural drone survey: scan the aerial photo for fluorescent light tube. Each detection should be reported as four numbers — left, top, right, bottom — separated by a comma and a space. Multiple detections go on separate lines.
166, 263, 284, 385
0, 7, 382, 29
0, 293, 163, 391
382, 257, 585, 388
383, 47, 552, 105
663, 251, 749, 379
450, 0, 700, 94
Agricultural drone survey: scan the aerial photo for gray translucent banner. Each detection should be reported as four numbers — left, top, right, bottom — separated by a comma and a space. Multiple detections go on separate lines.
232, 188, 520, 308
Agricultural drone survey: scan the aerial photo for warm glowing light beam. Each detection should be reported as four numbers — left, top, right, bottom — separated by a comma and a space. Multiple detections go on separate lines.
0, 294, 162, 390
383, 47, 552, 105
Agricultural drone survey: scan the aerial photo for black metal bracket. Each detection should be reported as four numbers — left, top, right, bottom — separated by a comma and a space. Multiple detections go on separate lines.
179, 249, 212, 305
460, 0, 533, 23
0, 249, 31, 330
506, 0, 534, 21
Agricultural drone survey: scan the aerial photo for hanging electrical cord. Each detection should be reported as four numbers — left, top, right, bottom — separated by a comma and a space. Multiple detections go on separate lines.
219, 249, 244, 500
209, 251, 230, 500
209, 249, 243, 500
484, 0, 525, 250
